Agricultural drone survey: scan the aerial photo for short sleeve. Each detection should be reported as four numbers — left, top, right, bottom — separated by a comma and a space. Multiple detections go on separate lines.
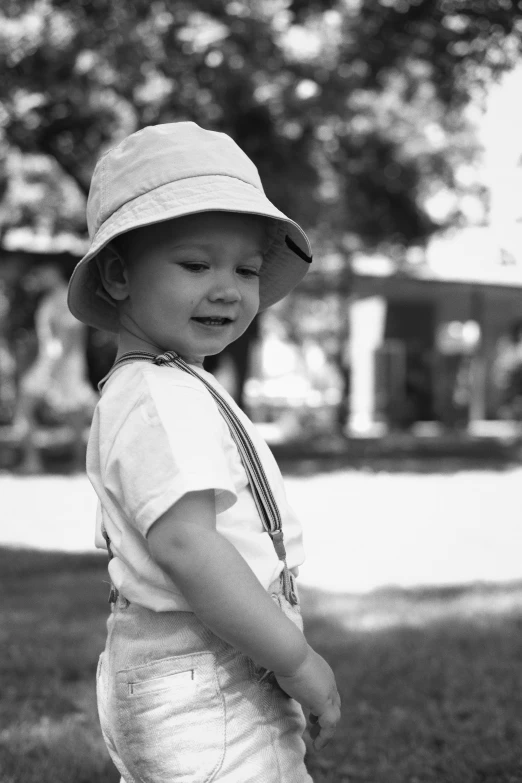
104, 376, 238, 538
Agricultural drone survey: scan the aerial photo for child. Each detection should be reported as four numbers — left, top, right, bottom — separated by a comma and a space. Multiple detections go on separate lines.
68, 122, 341, 783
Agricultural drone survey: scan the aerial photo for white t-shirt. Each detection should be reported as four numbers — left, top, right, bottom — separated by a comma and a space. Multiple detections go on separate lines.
87, 360, 305, 612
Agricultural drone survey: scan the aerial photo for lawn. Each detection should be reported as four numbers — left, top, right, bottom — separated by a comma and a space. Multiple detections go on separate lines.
2, 547, 522, 783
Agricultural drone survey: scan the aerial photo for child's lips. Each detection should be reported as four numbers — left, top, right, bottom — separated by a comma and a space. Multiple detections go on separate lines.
191, 317, 234, 328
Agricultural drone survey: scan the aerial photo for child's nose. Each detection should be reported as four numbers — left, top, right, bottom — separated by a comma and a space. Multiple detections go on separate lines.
208, 272, 241, 302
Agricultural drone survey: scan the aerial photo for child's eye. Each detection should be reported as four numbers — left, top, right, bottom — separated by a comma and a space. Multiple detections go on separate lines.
180, 263, 208, 272
179, 262, 260, 278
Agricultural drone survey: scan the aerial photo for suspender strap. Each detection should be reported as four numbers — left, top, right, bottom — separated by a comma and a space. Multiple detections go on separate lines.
101, 528, 118, 604
98, 350, 298, 605
155, 352, 281, 532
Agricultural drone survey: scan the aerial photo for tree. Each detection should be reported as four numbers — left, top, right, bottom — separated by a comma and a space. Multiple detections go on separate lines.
2, 0, 521, 246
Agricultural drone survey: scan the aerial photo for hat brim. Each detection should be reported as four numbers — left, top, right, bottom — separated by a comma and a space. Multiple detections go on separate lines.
67, 175, 312, 333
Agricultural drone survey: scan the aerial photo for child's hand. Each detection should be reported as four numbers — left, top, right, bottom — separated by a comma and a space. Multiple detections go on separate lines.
274, 646, 341, 751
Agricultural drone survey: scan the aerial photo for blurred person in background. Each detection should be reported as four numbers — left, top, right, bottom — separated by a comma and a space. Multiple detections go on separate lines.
493, 319, 522, 420
13, 263, 96, 472
0, 281, 16, 425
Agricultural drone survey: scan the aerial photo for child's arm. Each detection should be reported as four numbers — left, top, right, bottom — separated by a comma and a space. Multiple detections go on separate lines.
147, 489, 341, 751
147, 489, 308, 676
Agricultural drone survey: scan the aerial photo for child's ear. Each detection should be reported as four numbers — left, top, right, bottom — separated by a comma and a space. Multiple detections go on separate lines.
96, 244, 129, 302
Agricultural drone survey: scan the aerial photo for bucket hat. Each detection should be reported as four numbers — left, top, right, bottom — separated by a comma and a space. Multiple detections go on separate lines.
67, 121, 313, 333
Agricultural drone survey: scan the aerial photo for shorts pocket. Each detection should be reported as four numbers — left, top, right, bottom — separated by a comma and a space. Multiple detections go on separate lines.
114, 651, 225, 783
96, 652, 107, 705
96, 653, 103, 683
128, 667, 195, 696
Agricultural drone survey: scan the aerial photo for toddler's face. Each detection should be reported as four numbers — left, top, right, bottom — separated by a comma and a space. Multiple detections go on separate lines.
118, 211, 267, 365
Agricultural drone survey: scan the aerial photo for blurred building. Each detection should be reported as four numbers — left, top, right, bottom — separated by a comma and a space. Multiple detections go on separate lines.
3, 223, 522, 441
300, 224, 522, 434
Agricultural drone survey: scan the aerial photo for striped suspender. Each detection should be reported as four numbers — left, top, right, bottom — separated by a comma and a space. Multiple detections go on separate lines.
98, 350, 298, 605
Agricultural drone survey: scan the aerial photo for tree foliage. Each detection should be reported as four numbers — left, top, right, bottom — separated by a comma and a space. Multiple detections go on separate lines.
1, 0, 521, 254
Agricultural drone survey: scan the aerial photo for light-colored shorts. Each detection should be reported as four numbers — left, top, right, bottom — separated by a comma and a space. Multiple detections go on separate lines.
96, 571, 314, 782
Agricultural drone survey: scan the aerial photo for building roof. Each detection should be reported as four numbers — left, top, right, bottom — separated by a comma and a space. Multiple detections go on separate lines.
352, 224, 522, 289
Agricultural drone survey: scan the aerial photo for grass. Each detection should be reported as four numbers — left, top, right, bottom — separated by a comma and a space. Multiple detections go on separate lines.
0, 548, 116, 783
301, 584, 522, 783
2, 548, 522, 783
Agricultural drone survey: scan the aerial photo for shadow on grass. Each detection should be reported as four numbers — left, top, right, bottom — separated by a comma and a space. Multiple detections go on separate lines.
271, 432, 522, 477
278, 455, 522, 477
2, 547, 522, 783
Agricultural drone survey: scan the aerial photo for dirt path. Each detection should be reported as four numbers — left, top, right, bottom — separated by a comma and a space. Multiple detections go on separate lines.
1, 467, 521, 593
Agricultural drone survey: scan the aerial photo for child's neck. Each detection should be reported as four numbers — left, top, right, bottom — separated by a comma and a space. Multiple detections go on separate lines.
115, 331, 204, 368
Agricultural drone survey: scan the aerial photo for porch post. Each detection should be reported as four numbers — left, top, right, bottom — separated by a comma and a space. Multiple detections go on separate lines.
347, 295, 387, 435
469, 287, 486, 423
